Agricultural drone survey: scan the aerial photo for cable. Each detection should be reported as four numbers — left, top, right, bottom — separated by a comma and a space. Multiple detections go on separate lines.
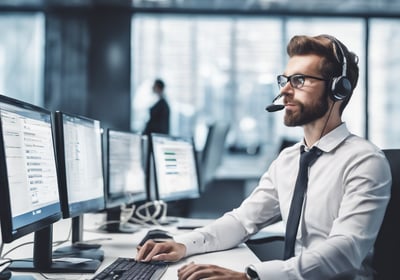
133, 201, 162, 225
0, 258, 12, 268
52, 223, 73, 247
94, 204, 137, 230
2, 223, 71, 258
1, 241, 34, 258
319, 101, 336, 142
130, 200, 168, 226
121, 204, 136, 225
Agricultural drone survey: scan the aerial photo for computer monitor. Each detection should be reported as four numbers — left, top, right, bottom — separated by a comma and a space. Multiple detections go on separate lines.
200, 122, 229, 189
151, 133, 201, 203
0, 95, 100, 274
52, 111, 105, 265
103, 129, 147, 233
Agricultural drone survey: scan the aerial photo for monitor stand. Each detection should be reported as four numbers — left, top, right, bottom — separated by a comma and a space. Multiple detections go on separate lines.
52, 216, 104, 262
8, 225, 101, 274
158, 216, 179, 225
98, 207, 140, 233
100, 222, 140, 233
0, 269, 35, 280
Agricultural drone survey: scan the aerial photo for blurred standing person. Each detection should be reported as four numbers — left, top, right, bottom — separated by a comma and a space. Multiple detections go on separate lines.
143, 79, 170, 135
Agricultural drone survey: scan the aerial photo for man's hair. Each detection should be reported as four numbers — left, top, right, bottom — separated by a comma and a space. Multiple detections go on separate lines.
154, 79, 165, 91
286, 35, 359, 114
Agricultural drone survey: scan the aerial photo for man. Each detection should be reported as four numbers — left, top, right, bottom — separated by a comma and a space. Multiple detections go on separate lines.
143, 78, 170, 135
136, 35, 392, 279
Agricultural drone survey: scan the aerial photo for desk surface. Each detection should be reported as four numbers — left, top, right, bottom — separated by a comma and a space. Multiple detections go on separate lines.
4, 214, 261, 280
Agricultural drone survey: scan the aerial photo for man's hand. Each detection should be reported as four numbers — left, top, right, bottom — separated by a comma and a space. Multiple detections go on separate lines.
177, 262, 248, 280
136, 240, 186, 262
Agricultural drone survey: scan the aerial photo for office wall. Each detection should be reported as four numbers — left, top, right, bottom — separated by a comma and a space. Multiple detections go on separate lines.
44, 7, 131, 131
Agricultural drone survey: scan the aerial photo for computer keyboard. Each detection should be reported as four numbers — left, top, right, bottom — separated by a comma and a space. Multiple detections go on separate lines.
91, 257, 168, 280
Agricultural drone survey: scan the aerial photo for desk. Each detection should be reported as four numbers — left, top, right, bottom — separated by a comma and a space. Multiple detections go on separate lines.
4, 214, 260, 280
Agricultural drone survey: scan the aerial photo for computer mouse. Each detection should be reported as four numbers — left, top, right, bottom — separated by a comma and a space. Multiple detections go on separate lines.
148, 229, 173, 239
139, 229, 173, 246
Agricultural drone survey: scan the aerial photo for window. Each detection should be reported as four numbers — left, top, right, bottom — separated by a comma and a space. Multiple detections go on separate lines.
131, 15, 285, 150
0, 13, 44, 106
131, 15, 368, 153
369, 19, 400, 149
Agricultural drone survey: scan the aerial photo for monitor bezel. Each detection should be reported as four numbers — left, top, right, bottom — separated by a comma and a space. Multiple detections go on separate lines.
0, 95, 62, 243
53, 111, 105, 219
150, 133, 201, 202
199, 122, 229, 189
105, 128, 148, 209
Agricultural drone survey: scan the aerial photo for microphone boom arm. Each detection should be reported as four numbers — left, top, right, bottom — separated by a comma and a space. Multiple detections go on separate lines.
265, 94, 284, 112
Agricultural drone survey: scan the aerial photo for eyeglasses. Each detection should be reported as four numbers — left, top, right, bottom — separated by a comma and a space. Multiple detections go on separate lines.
277, 74, 327, 89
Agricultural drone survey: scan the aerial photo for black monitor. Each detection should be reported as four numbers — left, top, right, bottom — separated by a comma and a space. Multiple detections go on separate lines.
52, 111, 105, 266
0, 95, 100, 274
103, 129, 147, 233
151, 133, 201, 203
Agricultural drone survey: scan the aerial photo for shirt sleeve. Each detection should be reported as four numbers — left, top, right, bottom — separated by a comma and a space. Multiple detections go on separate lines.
173, 214, 248, 257
173, 160, 282, 257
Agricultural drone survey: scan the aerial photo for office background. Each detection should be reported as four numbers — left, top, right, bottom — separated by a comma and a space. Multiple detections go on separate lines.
1, 0, 400, 158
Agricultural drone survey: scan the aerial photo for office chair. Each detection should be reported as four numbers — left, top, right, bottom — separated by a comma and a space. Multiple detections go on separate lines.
245, 229, 285, 261
371, 149, 400, 280
278, 138, 298, 154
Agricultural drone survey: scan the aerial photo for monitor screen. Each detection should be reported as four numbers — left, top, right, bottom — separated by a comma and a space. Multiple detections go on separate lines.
51, 111, 105, 265
151, 133, 200, 202
54, 111, 105, 218
106, 129, 147, 208
0, 95, 61, 243
0, 96, 100, 273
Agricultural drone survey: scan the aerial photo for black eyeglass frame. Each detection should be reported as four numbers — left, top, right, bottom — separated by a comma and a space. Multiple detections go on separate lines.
277, 74, 327, 89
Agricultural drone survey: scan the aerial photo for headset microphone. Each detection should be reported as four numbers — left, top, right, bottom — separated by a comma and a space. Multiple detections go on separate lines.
265, 94, 285, 112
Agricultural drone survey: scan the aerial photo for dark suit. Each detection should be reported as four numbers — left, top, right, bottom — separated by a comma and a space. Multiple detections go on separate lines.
144, 97, 170, 135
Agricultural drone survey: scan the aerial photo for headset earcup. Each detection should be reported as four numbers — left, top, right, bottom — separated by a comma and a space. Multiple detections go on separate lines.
330, 76, 352, 101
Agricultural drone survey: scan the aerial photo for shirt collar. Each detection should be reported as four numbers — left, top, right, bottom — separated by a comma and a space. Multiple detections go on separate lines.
301, 122, 351, 153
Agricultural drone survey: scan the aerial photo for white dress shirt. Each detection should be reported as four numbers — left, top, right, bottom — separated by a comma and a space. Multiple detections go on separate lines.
174, 123, 392, 280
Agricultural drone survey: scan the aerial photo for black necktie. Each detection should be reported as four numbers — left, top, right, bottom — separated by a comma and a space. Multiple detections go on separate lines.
283, 146, 322, 260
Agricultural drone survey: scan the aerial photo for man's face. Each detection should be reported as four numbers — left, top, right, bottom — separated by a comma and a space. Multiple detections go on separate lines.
152, 84, 159, 94
280, 54, 330, 127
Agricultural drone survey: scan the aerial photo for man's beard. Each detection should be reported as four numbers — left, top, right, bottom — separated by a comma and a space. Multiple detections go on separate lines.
284, 94, 329, 127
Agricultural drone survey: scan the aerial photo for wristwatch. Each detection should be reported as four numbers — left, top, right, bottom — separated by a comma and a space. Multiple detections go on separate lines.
245, 264, 260, 280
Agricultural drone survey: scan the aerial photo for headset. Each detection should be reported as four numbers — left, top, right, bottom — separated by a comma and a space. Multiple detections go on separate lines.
323, 35, 353, 102
266, 35, 354, 112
